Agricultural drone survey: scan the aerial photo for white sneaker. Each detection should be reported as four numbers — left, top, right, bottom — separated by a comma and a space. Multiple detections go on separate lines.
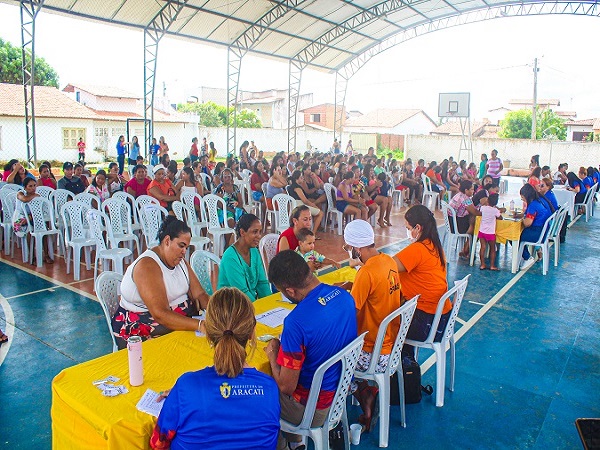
520, 257, 535, 270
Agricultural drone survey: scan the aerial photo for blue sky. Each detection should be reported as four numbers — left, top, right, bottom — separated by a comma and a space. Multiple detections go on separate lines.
1, 3, 599, 121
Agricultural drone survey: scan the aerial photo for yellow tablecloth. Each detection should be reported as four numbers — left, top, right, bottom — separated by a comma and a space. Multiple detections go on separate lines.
474, 215, 523, 244
51, 267, 357, 450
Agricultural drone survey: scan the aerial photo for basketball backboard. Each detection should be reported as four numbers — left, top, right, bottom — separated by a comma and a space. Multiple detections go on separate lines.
438, 93, 470, 118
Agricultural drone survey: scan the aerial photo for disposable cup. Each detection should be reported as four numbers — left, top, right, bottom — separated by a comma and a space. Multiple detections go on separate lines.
350, 423, 362, 445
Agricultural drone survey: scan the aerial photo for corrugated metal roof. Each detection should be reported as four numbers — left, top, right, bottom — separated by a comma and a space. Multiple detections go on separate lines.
0, 0, 498, 73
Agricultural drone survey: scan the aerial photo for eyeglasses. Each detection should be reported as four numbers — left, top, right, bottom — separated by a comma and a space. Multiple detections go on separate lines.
342, 244, 353, 252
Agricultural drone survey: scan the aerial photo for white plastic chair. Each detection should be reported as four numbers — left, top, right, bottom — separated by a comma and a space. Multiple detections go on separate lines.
406, 274, 470, 407
241, 168, 252, 180
440, 200, 471, 258
258, 233, 279, 274
35, 186, 54, 201
135, 195, 161, 248
323, 183, 343, 235
354, 297, 418, 447
199, 172, 212, 193
102, 198, 141, 261
87, 209, 132, 284
24, 197, 59, 267
574, 183, 597, 222
1, 183, 21, 192
421, 173, 440, 211
0, 190, 18, 255
238, 180, 262, 217
517, 210, 557, 275
111, 191, 142, 235
172, 201, 210, 256
94, 271, 123, 353
272, 193, 297, 234
548, 203, 569, 267
51, 189, 75, 256
202, 194, 235, 257
139, 204, 168, 249
190, 250, 221, 296
180, 191, 209, 237
262, 182, 276, 233
61, 201, 95, 281
280, 332, 368, 450
74, 192, 101, 210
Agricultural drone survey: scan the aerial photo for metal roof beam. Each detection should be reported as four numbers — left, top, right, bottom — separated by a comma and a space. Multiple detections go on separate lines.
143, 0, 189, 156
338, 1, 600, 79
20, 0, 44, 168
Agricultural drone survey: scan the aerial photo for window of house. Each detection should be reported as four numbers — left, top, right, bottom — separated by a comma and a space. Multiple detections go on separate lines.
111, 127, 126, 137
310, 113, 321, 123
95, 127, 108, 137
62, 128, 86, 149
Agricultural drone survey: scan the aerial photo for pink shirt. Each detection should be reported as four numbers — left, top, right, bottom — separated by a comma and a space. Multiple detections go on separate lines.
479, 205, 501, 234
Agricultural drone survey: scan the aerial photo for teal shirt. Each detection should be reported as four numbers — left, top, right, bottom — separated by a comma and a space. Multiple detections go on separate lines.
217, 246, 270, 301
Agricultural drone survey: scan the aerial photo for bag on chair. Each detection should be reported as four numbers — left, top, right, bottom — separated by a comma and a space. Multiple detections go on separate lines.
390, 356, 433, 405
328, 421, 345, 450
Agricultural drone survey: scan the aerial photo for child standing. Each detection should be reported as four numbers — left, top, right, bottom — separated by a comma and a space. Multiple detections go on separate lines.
478, 193, 502, 270
295, 228, 340, 274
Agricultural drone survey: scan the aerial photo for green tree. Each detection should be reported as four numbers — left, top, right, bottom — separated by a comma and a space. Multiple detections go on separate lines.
499, 108, 566, 140
0, 37, 59, 87
177, 101, 224, 127
178, 101, 262, 128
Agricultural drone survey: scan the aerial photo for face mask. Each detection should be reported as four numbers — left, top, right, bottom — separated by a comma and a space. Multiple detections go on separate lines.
406, 227, 418, 243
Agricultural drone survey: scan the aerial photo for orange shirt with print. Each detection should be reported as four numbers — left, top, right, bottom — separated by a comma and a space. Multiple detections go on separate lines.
147, 179, 175, 208
351, 253, 401, 354
395, 240, 450, 315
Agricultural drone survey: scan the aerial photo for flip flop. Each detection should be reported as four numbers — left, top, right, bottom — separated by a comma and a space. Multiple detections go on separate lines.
0, 332, 8, 345
490, 267, 500, 271
479, 266, 487, 270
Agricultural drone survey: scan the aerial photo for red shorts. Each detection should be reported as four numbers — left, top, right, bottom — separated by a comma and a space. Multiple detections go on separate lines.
478, 232, 496, 242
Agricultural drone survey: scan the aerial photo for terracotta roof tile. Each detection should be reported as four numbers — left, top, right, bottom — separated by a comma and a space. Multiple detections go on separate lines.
345, 108, 429, 128
0, 83, 97, 119
564, 118, 595, 126
63, 83, 140, 99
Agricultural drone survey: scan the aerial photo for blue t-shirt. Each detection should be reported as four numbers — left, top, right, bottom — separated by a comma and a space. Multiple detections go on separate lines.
582, 175, 595, 190
277, 283, 357, 409
129, 143, 140, 161
569, 177, 587, 194
525, 199, 552, 227
150, 144, 160, 155
154, 367, 280, 450
543, 191, 559, 211
116, 141, 127, 156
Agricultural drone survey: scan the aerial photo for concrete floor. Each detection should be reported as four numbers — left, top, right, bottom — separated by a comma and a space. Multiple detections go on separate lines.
0, 180, 597, 449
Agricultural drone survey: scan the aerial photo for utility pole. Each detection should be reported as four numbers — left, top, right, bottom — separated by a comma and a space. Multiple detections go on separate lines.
531, 57, 539, 140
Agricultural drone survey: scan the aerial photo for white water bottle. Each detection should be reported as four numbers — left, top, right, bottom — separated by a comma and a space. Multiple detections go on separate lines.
127, 336, 144, 386
509, 200, 514, 213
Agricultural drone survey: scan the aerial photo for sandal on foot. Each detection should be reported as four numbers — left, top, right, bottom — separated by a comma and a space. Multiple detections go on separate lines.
0, 332, 8, 345
479, 265, 487, 270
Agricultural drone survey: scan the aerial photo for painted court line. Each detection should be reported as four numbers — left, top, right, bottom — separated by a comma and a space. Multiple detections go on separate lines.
0, 294, 15, 367
421, 264, 530, 375
468, 300, 486, 306
2, 286, 60, 301
0, 259, 98, 302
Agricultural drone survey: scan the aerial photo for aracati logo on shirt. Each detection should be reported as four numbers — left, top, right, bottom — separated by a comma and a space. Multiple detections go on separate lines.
219, 382, 265, 399
318, 297, 327, 306
220, 382, 231, 399
318, 289, 341, 306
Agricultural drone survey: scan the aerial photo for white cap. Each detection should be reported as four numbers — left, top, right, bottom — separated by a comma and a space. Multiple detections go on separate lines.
153, 165, 165, 175
343, 220, 374, 248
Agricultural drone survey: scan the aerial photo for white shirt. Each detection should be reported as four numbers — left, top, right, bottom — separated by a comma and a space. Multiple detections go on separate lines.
119, 249, 190, 313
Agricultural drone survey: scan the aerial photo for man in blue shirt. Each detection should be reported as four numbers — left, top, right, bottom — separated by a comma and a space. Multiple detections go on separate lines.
266, 251, 357, 450
57, 162, 85, 194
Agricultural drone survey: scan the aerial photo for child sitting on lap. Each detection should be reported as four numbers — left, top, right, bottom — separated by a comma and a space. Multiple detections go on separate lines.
295, 228, 341, 274
478, 193, 502, 271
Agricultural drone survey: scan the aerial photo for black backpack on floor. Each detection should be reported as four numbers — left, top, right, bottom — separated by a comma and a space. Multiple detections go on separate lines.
390, 356, 433, 405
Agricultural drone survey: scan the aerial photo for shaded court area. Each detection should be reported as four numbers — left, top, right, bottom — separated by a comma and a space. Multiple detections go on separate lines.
0, 207, 599, 448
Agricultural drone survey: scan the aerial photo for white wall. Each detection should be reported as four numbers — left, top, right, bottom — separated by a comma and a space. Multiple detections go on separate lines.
0, 116, 95, 163
391, 114, 437, 135
405, 134, 600, 170
566, 125, 592, 141
199, 127, 335, 156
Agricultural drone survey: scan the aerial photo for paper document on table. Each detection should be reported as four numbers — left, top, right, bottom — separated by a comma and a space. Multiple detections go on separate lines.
136, 389, 165, 418
256, 307, 291, 328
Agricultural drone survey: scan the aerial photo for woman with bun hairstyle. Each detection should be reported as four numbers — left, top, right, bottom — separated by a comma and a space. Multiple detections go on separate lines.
151, 288, 280, 450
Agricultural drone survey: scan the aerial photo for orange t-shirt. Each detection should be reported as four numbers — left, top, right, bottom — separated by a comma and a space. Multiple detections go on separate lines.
396, 240, 450, 315
351, 253, 401, 354
147, 179, 175, 208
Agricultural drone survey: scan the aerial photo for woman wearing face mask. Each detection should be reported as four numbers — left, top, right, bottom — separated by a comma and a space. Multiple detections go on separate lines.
392, 205, 449, 359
